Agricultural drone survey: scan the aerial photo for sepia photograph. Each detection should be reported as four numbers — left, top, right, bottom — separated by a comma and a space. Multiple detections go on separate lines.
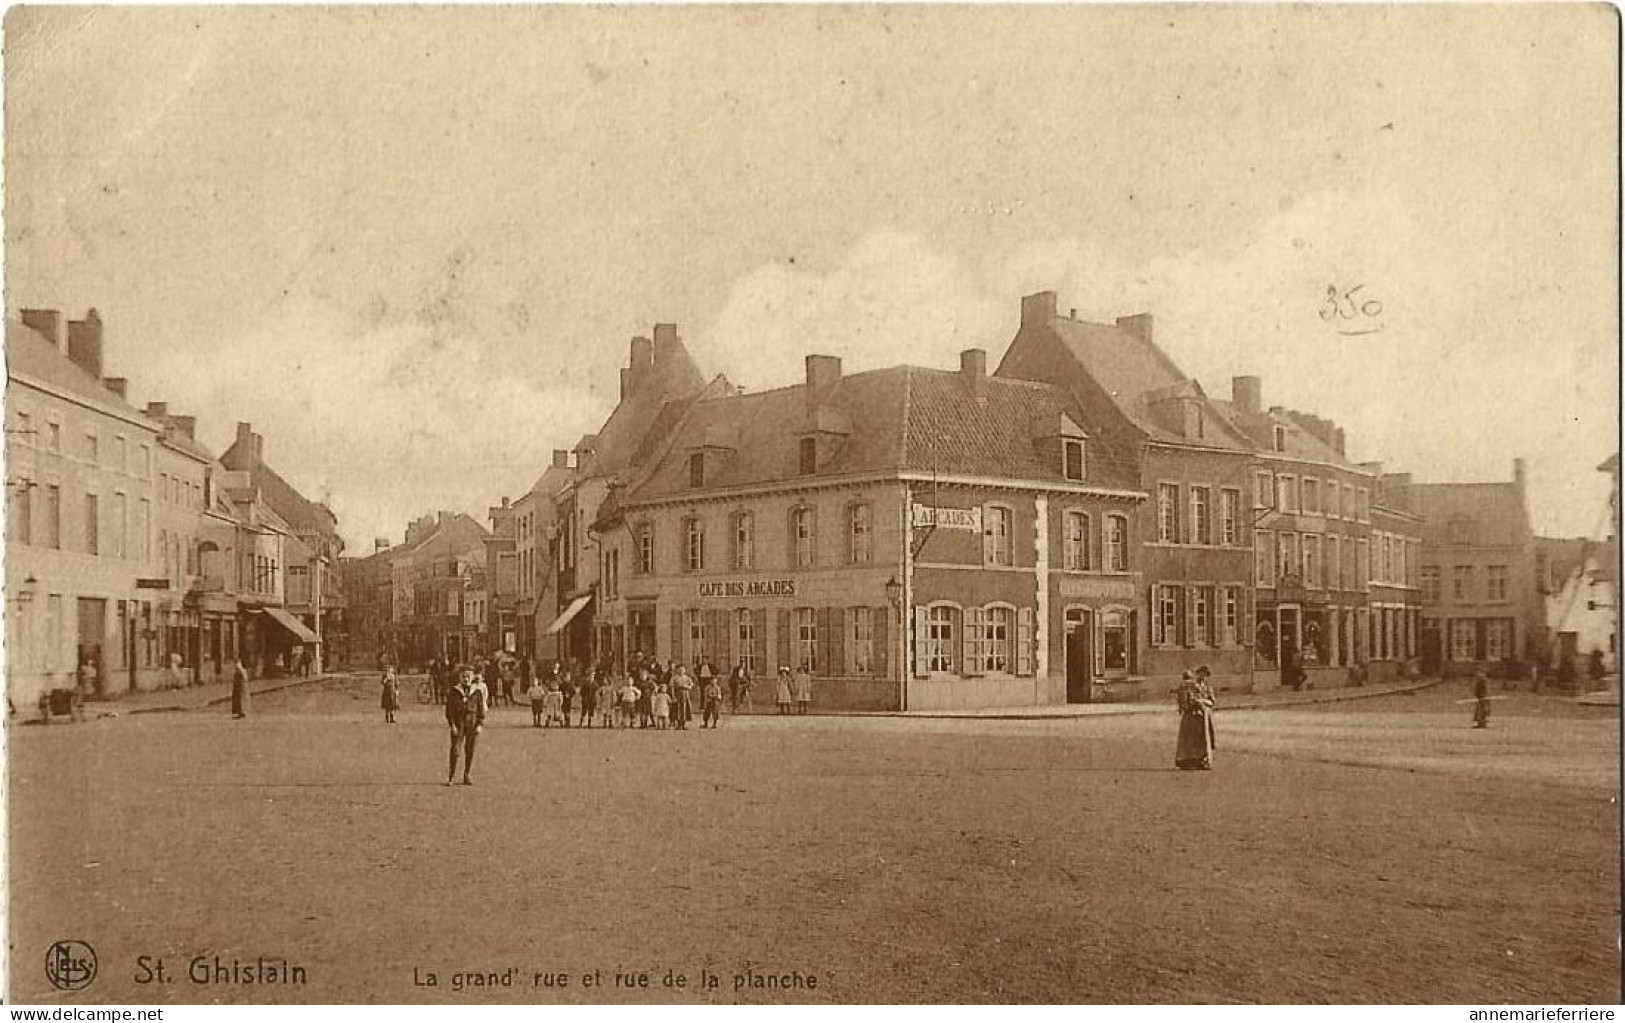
2, 4, 1619, 1006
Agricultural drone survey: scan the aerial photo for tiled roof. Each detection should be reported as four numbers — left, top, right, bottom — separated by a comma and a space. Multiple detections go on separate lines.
220, 438, 340, 538
1208, 400, 1355, 468
578, 339, 707, 479
626, 365, 1135, 502
1410, 482, 1529, 547
6, 319, 156, 427
525, 464, 575, 501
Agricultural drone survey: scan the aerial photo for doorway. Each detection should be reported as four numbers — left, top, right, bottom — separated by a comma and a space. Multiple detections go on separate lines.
1065, 609, 1093, 703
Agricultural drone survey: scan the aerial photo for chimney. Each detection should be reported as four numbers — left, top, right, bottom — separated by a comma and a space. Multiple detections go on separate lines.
1513, 457, 1527, 497
1232, 375, 1262, 416
501, 496, 510, 509
619, 368, 631, 400
20, 308, 62, 348
1333, 427, 1346, 456
1115, 313, 1154, 344
375, 538, 390, 552
652, 324, 681, 371
625, 335, 653, 398
235, 421, 263, 464
66, 308, 104, 378
102, 377, 129, 399
171, 415, 196, 439
960, 348, 987, 397
1020, 291, 1058, 326
551, 449, 570, 469
1069, 308, 1078, 319
805, 354, 842, 407
147, 401, 169, 419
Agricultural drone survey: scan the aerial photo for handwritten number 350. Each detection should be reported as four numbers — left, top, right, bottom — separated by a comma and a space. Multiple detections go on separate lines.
1320, 285, 1383, 321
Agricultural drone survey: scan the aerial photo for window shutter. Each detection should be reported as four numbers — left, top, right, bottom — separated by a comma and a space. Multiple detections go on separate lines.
777, 610, 792, 672
826, 606, 843, 677
963, 607, 983, 676
671, 609, 685, 665
1016, 607, 1034, 676
981, 512, 993, 564
1148, 585, 1159, 645
713, 609, 731, 666
1185, 586, 1198, 647
1127, 611, 1139, 674
753, 608, 767, 673
872, 606, 889, 678
913, 606, 930, 678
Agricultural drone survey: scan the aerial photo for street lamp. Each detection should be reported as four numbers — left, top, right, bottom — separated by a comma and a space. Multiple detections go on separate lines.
884, 575, 902, 609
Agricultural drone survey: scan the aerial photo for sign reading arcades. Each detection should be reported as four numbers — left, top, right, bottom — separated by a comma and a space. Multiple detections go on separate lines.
696, 579, 798, 598
911, 504, 981, 531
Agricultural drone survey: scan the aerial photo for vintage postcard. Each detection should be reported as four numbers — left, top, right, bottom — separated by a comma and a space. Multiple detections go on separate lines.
3, 4, 1618, 1006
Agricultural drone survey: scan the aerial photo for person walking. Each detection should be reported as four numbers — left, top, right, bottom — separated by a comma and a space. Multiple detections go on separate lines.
1472, 670, 1491, 729
1174, 668, 1216, 770
560, 673, 576, 728
230, 659, 250, 719
380, 667, 400, 724
445, 666, 485, 786
775, 667, 794, 715
793, 663, 813, 715
701, 674, 723, 728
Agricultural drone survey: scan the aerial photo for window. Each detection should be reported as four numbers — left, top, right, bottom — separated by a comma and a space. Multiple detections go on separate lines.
685, 608, 707, 664
1278, 532, 1299, 581
732, 511, 755, 570
603, 547, 619, 599
688, 452, 705, 488
1190, 486, 1212, 545
1486, 565, 1508, 602
1063, 511, 1091, 570
984, 505, 1013, 566
140, 445, 151, 479
1302, 477, 1321, 514
1272, 425, 1286, 451
1063, 438, 1086, 481
9, 481, 31, 544
1192, 586, 1212, 646
1220, 489, 1241, 546
1356, 487, 1370, 522
1354, 539, 1369, 590
980, 606, 1012, 672
1275, 474, 1298, 514
1157, 483, 1181, 543
1255, 529, 1275, 586
848, 503, 872, 564
924, 606, 955, 673
83, 430, 98, 464
795, 606, 818, 672
850, 607, 873, 674
1328, 481, 1342, 519
45, 595, 61, 670
636, 523, 654, 574
1254, 470, 1274, 509
1450, 619, 1477, 661
45, 421, 61, 453
736, 610, 760, 675
1485, 620, 1511, 661
1341, 538, 1355, 589
114, 436, 127, 474
84, 492, 99, 555
1303, 534, 1321, 588
15, 410, 32, 445
1105, 515, 1128, 571
1326, 536, 1340, 589
791, 506, 815, 567
683, 517, 706, 572
1223, 586, 1241, 646
113, 492, 127, 558
1452, 565, 1473, 601
1153, 585, 1180, 646
798, 437, 817, 475
1422, 567, 1441, 603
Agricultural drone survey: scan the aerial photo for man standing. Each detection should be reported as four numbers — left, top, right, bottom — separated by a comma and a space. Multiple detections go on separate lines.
1472, 670, 1491, 729
446, 666, 486, 786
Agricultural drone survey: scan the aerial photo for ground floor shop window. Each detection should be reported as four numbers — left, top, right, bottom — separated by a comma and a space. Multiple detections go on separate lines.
1485, 619, 1511, 661
1450, 619, 1477, 661
736, 609, 760, 675
849, 607, 873, 674
925, 606, 955, 673
795, 606, 818, 672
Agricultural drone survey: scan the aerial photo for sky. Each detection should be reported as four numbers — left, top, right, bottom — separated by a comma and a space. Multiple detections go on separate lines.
5, 5, 1617, 551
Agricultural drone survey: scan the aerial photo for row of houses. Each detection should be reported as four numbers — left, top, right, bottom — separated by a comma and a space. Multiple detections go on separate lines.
420, 291, 1588, 711
5, 308, 345, 709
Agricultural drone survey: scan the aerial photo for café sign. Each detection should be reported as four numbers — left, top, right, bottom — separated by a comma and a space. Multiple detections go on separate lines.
696, 579, 798, 598
911, 503, 982, 532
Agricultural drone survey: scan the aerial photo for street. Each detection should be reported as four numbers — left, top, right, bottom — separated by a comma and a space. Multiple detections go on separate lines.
8, 677, 1618, 1004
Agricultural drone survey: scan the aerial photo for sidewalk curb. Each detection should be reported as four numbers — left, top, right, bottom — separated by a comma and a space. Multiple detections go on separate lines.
896, 677, 1445, 721
200, 673, 341, 709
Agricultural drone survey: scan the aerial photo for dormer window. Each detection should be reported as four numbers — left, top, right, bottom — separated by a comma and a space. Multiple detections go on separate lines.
1063, 438, 1086, 481
688, 452, 705, 488
798, 437, 817, 475
1272, 425, 1286, 452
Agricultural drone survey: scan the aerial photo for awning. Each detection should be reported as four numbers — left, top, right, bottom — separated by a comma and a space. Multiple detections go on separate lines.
262, 607, 320, 644
545, 594, 593, 635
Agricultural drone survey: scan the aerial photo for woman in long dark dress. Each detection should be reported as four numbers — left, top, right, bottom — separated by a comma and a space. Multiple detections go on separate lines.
1174, 669, 1216, 770
231, 660, 250, 720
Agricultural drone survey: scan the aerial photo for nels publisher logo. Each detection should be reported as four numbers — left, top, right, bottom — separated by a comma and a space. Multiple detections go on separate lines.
45, 940, 97, 992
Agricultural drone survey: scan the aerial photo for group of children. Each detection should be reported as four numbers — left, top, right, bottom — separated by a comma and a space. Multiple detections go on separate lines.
525, 665, 725, 730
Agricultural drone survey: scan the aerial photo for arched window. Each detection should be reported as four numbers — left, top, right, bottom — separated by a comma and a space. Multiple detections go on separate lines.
1105, 514, 1128, 571
1064, 510, 1091, 570
848, 502, 872, 564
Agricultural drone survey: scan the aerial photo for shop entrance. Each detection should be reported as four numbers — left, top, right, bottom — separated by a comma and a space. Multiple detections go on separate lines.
1064, 609, 1092, 703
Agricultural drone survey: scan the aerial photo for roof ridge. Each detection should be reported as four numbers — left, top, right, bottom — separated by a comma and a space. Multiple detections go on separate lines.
898, 366, 915, 469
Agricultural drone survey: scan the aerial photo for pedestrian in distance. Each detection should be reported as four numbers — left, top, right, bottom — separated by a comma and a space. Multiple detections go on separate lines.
731, 659, 754, 713
230, 659, 250, 720
380, 667, 400, 724
595, 675, 616, 728
530, 673, 547, 727
579, 669, 598, 728
1472, 670, 1491, 729
445, 666, 486, 786
651, 683, 671, 730
638, 672, 655, 729
543, 683, 565, 728
671, 664, 695, 730
560, 673, 576, 728
701, 674, 723, 728
776, 667, 794, 715
1173, 668, 1216, 771
793, 663, 813, 715
618, 677, 641, 729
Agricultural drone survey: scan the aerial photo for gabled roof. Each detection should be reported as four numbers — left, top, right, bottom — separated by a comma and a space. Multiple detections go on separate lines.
1208, 400, 1356, 468
625, 364, 1136, 503
1410, 481, 1529, 547
1535, 536, 1616, 588
6, 318, 158, 429
220, 437, 339, 539
397, 512, 490, 558
577, 338, 708, 480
